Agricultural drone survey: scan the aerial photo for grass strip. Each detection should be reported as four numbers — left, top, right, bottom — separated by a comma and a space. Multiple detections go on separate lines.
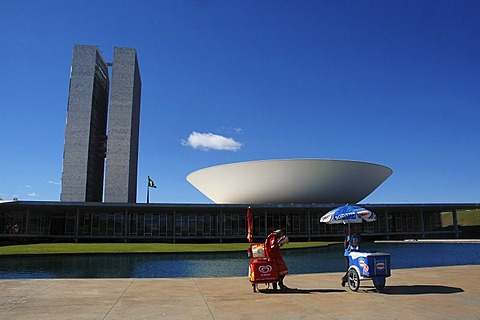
0, 241, 338, 255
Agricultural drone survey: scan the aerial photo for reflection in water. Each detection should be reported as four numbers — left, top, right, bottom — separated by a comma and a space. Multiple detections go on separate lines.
0, 243, 479, 279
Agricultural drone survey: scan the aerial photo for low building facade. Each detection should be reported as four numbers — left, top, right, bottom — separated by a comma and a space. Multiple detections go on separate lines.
0, 201, 478, 243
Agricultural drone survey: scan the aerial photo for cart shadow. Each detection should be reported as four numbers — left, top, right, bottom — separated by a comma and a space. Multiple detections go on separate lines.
362, 285, 464, 295
258, 288, 346, 294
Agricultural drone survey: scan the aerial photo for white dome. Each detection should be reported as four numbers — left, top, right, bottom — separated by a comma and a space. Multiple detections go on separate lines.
186, 159, 392, 204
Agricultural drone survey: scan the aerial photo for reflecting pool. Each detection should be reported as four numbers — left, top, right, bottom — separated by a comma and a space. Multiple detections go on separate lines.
0, 243, 479, 279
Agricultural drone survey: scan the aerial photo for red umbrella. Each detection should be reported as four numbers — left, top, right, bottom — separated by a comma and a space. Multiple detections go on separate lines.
246, 206, 253, 243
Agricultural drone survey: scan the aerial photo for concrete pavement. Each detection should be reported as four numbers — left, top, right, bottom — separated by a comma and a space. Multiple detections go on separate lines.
0, 265, 479, 319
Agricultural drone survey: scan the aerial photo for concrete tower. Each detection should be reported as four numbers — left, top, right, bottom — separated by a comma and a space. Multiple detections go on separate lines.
61, 45, 141, 203
61, 45, 109, 202
104, 48, 141, 203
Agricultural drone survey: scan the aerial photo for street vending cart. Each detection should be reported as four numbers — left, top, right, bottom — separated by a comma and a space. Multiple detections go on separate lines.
347, 251, 391, 292
248, 243, 278, 292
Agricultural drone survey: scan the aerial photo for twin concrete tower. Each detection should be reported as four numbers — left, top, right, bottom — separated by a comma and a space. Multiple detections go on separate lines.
61, 45, 141, 203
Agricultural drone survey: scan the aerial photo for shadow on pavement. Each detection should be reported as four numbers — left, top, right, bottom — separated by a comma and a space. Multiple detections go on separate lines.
259, 288, 346, 294
258, 285, 464, 295
379, 285, 464, 295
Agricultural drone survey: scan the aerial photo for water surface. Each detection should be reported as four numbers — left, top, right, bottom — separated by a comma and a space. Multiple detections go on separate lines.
1, 243, 478, 279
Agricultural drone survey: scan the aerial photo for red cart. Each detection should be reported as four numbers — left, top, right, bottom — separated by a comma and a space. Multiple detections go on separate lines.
248, 243, 278, 292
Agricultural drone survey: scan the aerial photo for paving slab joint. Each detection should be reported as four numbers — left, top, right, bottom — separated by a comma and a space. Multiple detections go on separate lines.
102, 278, 135, 319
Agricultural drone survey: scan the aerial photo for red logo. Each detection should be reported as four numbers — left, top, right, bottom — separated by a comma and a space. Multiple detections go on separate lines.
320, 213, 333, 222
258, 265, 272, 274
376, 262, 385, 270
358, 210, 372, 218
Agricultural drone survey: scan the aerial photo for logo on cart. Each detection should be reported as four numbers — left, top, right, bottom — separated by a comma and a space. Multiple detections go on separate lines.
376, 262, 385, 270
358, 258, 369, 275
258, 265, 273, 274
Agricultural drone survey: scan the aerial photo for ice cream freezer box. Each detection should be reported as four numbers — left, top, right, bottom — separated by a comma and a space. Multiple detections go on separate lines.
249, 259, 278, 283
247, 243, 279, 290
347, 251, 391, 291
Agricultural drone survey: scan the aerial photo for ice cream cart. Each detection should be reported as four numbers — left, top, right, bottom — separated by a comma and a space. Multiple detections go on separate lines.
347, 251, 391, 292
248, 243, 278, 292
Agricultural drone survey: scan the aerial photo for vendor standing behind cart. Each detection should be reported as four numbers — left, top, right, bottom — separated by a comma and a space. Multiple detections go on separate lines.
341, 233, 362, 287
265, 229, 290, 291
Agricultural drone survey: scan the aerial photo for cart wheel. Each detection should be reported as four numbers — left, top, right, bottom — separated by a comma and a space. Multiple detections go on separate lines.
373, 277, 386, 291
347, 268, 360, 292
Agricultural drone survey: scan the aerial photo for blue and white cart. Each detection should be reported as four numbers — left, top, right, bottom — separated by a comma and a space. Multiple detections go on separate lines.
347, 251, 391, 292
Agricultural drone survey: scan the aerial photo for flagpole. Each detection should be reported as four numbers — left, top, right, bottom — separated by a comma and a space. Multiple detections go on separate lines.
147, 176, 150, 204
147, 176, 156, 204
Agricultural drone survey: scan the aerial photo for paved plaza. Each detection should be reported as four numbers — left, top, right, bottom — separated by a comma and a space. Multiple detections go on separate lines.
0, 265, 479, 319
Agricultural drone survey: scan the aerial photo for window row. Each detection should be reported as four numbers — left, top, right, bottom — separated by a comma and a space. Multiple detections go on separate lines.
0, 209, 453, 239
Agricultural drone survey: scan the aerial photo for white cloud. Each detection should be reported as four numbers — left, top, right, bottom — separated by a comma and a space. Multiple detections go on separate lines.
181, 131, 242, 151
25, 185, 33, 188
48, 180, 61, 186
28, 192, 39, 197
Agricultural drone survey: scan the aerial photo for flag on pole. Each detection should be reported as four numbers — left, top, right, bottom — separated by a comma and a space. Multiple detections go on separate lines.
246, 206, 253, 243
148, 176, 157, 188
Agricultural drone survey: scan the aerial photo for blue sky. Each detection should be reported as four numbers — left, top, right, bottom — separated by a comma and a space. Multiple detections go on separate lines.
0, 0, 479, 204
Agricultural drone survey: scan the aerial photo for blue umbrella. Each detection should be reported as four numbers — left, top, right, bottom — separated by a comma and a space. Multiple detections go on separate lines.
320, 205, 376, 233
